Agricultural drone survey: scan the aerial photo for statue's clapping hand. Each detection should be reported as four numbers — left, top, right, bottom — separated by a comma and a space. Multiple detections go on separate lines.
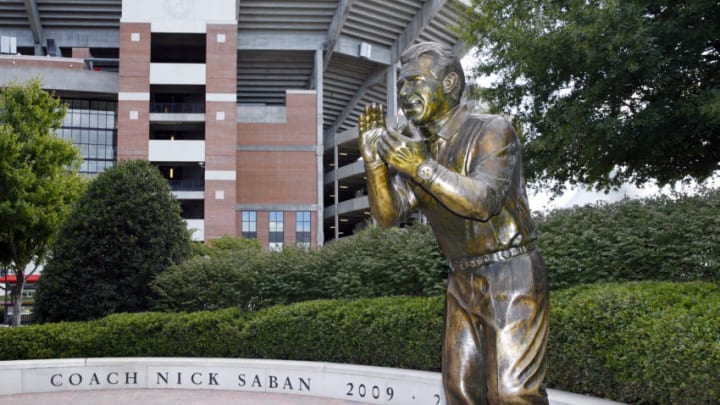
377, 122, 429, 177
358, 103, 387, 164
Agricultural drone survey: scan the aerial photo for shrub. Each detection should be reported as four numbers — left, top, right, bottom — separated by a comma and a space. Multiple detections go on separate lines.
2, 282, 718, 404
548, 281, 720, 404
190, 235, 261, 258
33, 160, 192, 323
151, 249, 261, 312
150, 224, 448, 312
317, 225, 448, 299
86, 309, 248, 358
250, 245, 329, 308
536, 190, 720, 288
151, 191, 720, 313
239, 295, 444, 370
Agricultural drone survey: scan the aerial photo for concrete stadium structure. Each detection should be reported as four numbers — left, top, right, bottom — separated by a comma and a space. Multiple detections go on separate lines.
0, 0, 467, 247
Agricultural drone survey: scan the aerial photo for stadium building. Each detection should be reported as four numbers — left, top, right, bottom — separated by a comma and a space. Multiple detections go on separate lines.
0, 0, 467, 248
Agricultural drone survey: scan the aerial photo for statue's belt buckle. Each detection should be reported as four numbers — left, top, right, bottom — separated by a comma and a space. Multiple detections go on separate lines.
450, 243, 536, 272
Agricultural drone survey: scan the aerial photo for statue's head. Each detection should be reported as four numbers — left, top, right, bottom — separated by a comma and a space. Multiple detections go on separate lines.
398, 42, 465, 126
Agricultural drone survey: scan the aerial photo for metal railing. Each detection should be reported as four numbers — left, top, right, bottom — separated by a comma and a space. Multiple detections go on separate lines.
168, 179, 204, 191
151, 102, 205, 114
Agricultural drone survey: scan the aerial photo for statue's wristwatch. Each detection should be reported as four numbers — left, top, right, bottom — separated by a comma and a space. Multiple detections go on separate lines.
416, 160, 435, 183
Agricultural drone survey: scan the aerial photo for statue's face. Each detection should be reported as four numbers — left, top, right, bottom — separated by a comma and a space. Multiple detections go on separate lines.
398, 55, 452, 127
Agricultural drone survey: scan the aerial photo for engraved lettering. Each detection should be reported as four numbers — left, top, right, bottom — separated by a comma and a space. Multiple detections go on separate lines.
251, 375, 262, 388
68, 373, 82, 386
157, 372, 169, 385
177, 372, 182, 385
69, 373, 82, 386
89, 373, 100, 386
191, 372, 202, 385
269, 375, 278, 389
282, 377, 293, 390
125, 372, 138, 385
238, 373, 246, 387
347, 381, 393, 401
299, 377, 310, 392
107, 372, 119, 385
51, 374, 62, 387
209, 372, 219, 385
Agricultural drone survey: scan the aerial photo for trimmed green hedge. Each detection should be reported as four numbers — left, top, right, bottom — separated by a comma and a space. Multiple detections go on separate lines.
151, 225, 448, 312
548, 281, 720, 404
148, 191, 720, 314
2, 281, 718, 404
536, 190, 720, 287
238, 296, 443, 370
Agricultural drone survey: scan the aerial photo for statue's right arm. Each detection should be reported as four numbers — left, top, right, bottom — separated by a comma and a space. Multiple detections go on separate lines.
358, 104, 415, 228
364, 159, 415, 228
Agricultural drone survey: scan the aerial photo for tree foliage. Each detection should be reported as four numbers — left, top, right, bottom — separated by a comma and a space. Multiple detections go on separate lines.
461, 0, 720, 192
0, 79, 83, 326
33, 160, 191, 323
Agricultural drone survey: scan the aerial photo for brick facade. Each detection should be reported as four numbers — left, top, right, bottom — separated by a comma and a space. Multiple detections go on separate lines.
236, 91, 319, 248
117, 22, 151, 160
43, 23, 321, 248
237, 92, 317, 146
236, 151, 317, 204
204, 24, 238, 240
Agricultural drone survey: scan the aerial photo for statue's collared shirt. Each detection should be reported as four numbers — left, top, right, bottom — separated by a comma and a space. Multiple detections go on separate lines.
391, 105, 537, 260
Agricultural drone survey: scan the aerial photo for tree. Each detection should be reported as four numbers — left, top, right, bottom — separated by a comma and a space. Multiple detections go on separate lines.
0, 80, 83, 326
460, 0, 720, 193
33, 160, 191, 323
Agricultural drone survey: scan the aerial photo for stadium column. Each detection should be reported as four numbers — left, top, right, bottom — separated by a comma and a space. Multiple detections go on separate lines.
315, 48, 325, 246
204, 24, 238, 239
117, 22, 151, 161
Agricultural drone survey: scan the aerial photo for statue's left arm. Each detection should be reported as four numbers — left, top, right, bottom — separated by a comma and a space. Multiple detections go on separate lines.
379, 116, 518, 222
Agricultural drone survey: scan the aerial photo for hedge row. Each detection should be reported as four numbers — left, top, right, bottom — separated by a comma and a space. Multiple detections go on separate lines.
3, 281, 719, 404
547, 281, 720, 404
536, 189, 720, 287
150, 225, 448, 312
148, 191, 720, 315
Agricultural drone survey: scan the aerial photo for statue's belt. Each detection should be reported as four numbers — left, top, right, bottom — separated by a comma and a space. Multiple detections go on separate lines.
448, 243, 536, 272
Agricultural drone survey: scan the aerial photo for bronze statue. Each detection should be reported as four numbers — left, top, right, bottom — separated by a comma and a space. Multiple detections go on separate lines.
359, 42, 549, 404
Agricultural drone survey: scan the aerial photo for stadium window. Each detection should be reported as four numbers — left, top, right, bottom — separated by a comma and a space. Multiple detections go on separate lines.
241, 211, 257, 239
296, 211, 311, 248
269, 211, 284, 251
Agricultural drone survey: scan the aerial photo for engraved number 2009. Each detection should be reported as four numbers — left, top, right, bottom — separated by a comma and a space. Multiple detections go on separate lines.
346, 382, 394, 401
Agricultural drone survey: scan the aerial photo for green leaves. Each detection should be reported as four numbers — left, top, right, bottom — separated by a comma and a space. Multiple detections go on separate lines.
33, 160, 191, 323
461, 0, 720, 192
0, 80, 81, 269
549, 281, 720, 403
3, 282, 720, 403
536, 189, 720, 288
0, 80, 83, 325
150, 224, 449, 313
151, 187, 720, 313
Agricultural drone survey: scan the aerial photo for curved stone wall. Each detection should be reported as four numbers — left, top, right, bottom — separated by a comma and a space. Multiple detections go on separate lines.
0, 358, 624, 405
